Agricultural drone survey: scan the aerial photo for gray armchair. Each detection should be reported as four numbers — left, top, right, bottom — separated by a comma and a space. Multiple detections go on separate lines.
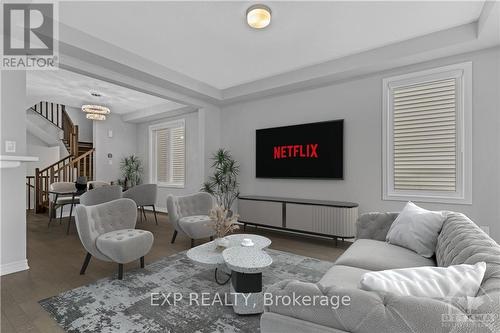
79, 185, 122, 206
74, 198, 154, 279
166, 192, 215, 248
123, 184, 158, 225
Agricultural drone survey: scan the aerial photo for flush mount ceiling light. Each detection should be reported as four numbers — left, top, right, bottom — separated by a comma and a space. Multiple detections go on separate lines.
81, 105, 111, 115
86, 113, 106, 121
246, 4, 271, 29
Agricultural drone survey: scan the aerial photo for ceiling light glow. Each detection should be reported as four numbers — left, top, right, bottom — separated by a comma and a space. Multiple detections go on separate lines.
247, 5, 271, 29
81, 105, 111, 115
86, 113, 106, 121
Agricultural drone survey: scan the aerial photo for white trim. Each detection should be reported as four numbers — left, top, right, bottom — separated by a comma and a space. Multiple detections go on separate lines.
382, 62, 472, 204
0, 259, 29, 276
0, 155, 38, 168
149, 119, 186, 188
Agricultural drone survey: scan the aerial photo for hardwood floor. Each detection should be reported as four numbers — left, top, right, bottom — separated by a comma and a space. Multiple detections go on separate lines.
1, 210, 349, 333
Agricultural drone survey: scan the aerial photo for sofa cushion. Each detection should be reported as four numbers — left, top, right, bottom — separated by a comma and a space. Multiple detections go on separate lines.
319, 265, 369, 289
335, 239, 435, 271
360, 262, 486, 298
386, 202, 445, 258
436, 212, 500, 295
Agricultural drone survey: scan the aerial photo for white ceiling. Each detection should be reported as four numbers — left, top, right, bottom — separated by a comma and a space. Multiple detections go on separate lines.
27, 69, 169, 114
59, 1, 485, 89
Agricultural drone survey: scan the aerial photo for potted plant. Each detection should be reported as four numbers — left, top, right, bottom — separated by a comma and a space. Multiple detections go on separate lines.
120, 155, 143, 188
202, 149, 240, 213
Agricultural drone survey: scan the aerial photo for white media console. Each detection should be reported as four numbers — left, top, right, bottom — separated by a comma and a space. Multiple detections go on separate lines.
237, 195, 359, 241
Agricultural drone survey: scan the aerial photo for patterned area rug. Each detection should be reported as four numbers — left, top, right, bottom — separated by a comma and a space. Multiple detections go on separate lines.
39, 249, 333, 333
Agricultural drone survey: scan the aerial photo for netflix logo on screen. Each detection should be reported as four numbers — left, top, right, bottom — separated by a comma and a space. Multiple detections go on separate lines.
256, 120, 343, 179
273, 144, 319, 159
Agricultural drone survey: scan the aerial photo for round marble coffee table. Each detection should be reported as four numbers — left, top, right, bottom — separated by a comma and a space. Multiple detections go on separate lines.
223, 247, 273, 314
186, 234, 271, 285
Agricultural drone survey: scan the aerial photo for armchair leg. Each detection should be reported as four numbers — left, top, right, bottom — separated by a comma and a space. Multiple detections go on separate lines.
152, 205, 158, 225
140, 256, 145, 268
209, 236, 213, 241
139, 207, 143, 223
80, 252, 92, 275
191, 239, 195, 248
118, 264, 123, 280
142, 207, 147, 221
171, 230, 178, 244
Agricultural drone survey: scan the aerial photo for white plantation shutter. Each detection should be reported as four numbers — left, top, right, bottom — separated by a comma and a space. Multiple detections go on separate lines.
383, 62, 472, 204
155, 128, 170, 183
393, 78, 457, 192
171, 126, 185, 185
151, 120, 185, 187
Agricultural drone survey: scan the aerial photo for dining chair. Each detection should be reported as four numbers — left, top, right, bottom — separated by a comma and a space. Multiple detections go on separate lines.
79, 185, 122, 206
49, 181, 80, 234
122, 184, 158, 225
87, 181, 110, 190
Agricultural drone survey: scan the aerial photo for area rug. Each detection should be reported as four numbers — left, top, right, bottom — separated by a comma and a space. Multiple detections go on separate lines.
39, 249, 333, 333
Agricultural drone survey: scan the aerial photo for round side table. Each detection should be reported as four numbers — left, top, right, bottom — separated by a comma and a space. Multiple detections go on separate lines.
222, 247, 273, 314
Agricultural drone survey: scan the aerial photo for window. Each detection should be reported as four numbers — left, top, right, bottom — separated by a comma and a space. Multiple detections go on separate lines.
382, 62, 472, 204
149, 119, 185, 187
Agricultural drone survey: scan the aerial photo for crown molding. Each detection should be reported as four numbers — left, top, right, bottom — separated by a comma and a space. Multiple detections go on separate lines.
53, 2, 499, 111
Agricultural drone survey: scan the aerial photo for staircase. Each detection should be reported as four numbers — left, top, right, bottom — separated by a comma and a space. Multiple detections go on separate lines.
26, 102, 95, 213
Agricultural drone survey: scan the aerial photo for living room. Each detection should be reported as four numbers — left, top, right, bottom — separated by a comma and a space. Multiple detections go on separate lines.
1, 1, 500, 333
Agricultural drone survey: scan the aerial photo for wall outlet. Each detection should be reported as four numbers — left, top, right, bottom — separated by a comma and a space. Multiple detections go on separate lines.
108, 130, 113, 138
5, 141, 16, 153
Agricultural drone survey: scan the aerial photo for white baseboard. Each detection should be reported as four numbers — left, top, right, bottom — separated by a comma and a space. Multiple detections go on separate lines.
0, 259, 29, 276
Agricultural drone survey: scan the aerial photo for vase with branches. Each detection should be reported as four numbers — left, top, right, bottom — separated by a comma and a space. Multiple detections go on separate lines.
209, 206, 239, 245
202, 149, 240, 212
120, 155, 143, 187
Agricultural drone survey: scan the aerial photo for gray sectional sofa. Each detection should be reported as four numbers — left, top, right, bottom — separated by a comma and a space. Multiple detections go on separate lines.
261, 212, 500, 333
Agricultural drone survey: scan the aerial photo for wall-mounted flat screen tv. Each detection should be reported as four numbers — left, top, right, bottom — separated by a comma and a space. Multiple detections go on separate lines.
256, 120, 344, 179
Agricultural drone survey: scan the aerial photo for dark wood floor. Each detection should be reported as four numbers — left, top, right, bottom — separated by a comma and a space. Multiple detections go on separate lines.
1, 210, 348, 333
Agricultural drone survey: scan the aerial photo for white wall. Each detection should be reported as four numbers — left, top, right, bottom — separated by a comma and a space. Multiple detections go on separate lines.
93, 114, 137, 182
65, 106, 93, 142
136, 111, 203, 210
0, 71, 29, 275
220, 48, 500, 242
25, 132, 60, 176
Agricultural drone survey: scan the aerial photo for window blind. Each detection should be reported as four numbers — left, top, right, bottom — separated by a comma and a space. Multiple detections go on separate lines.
155, 128, 170, 183
392, 78, 457, 192
171, 126, 185, 185
153, 124, 185, 186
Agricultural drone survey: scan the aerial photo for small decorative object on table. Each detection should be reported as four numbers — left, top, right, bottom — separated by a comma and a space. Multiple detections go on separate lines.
209, 206, 239, 249
241, 238, 254, 247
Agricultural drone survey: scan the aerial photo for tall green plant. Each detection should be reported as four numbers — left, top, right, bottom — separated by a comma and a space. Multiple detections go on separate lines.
202, 149, 240, 210
120, 155, 143, 187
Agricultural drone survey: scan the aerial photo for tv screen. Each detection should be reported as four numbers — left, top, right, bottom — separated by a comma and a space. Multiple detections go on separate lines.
256, 120, 344, 179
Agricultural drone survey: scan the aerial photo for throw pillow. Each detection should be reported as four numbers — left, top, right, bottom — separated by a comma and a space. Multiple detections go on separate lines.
360, 262, 486, 298
386, 201, 445, 258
